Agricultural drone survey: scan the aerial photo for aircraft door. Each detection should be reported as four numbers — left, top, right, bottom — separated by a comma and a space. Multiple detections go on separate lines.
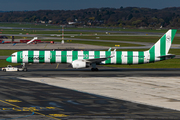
48, 52, 52, 59
121, 54, 127, 64
144, 52, 149, 63
20, 52, 23, 59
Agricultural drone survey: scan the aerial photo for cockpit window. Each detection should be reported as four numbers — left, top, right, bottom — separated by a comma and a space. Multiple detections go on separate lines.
12, 55, 16, 57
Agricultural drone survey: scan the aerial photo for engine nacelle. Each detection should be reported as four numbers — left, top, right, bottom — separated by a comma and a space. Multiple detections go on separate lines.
72, 60, 86, 69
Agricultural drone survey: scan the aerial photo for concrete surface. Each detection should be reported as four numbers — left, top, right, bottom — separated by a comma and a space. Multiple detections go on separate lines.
20, 76, 180, 111
1, 76, 180, 119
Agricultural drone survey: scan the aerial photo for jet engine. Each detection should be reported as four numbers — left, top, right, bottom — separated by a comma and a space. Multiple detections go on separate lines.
71, 60, 86, 69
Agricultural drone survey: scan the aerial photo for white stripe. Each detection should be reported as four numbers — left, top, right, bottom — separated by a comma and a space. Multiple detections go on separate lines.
122, 51, 127, 64
33, 51, 39, 63
67, 51, 72, 63
89, 51, 94, 59
133, 52, 138, 64
111, 51, 116, 64
45, 51, 50, 63
23, 51, 28, 63
56, 51, 61, 63
12, 52, 17, 63
100, 51, 105, 64
78, 51, 83, 60
144, 51, 149, 63
155, 40, 160, 61
166, 30, 172, 54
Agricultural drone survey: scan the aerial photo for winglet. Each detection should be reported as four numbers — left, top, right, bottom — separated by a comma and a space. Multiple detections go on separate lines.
110, 48, 116, 57
108, 47, 111, 51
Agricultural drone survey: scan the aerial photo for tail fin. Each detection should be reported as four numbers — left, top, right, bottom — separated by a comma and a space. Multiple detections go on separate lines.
148, 29, 177, 55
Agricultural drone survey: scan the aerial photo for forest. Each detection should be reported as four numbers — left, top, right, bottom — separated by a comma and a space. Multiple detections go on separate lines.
0, 7, 180, 28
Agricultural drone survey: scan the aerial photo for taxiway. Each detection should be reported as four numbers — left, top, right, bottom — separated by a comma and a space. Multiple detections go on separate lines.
1, 67, 180, 119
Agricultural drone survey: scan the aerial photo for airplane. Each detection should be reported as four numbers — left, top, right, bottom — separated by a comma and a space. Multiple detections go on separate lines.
6, 29, 177, 71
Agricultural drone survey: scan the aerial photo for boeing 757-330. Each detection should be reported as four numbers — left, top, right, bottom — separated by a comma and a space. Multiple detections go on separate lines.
6, 29, 177, 71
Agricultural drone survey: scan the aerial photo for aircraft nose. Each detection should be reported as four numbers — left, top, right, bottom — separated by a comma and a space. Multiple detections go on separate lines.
6, 56, 12, 63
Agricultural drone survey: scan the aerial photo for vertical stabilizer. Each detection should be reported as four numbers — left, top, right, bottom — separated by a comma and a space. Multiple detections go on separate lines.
147, 29, 177, 62
148, 29, 177, 55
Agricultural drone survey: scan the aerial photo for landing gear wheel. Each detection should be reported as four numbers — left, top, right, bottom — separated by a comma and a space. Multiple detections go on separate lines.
91, 68, 99, 71
23, 68, 27, 72
3, 69, 6, 72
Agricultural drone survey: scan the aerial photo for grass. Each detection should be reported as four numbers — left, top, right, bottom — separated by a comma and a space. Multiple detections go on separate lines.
1, 22, 180, 34
68, 40, 142, 47
72, 36, 180, 44
42, 39, 142, 47
0, 29, 103, 35
0, 50, 19, 56
0, 60, 20, 68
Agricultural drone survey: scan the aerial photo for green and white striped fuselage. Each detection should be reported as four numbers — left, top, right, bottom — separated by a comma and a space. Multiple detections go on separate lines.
6, 29, 177, 70
9, 50, 170, 65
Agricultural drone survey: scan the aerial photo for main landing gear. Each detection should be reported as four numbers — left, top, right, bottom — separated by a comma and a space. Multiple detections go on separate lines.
22, 63, 27, 72
91, 63, 99, 71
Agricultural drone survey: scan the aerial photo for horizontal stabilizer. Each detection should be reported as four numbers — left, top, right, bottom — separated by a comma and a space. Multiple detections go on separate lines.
157, 54, 175, 58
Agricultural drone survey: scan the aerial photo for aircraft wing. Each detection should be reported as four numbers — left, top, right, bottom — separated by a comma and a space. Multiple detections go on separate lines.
85, 57, 110, 63
85, 49, 116, 63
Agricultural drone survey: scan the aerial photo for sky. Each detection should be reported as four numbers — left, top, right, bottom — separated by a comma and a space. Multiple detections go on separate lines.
0, 0, 180, 11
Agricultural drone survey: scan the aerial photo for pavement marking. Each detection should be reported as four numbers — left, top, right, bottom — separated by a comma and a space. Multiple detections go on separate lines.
0, 100, 20, 108
5, 100, 22, 102
34, 111, 62, 120
0, 100, 62, 120
49, 114, 69, 117
56, 63, 59, 69
44, 44, 48, 49
0, 106, 62, 112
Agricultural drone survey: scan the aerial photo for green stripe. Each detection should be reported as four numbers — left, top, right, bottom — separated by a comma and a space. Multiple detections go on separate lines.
39, 51, 45, 63
61, 51, 67, 63
116, 51, 122, 64
160, 34, 166, 60
94, 51, 100, 58
105, 51, 111, 64
28, 51, 34, 63
72, 51, 78, 61
9, 56, 12, 63
83, 51, 89, 59
127, 51, 133, 64
50, 51, 56, 63
171, 29, 177, 44
138, 52, 144, 64
17, 51, 23, 63
149, 46, 155, 62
